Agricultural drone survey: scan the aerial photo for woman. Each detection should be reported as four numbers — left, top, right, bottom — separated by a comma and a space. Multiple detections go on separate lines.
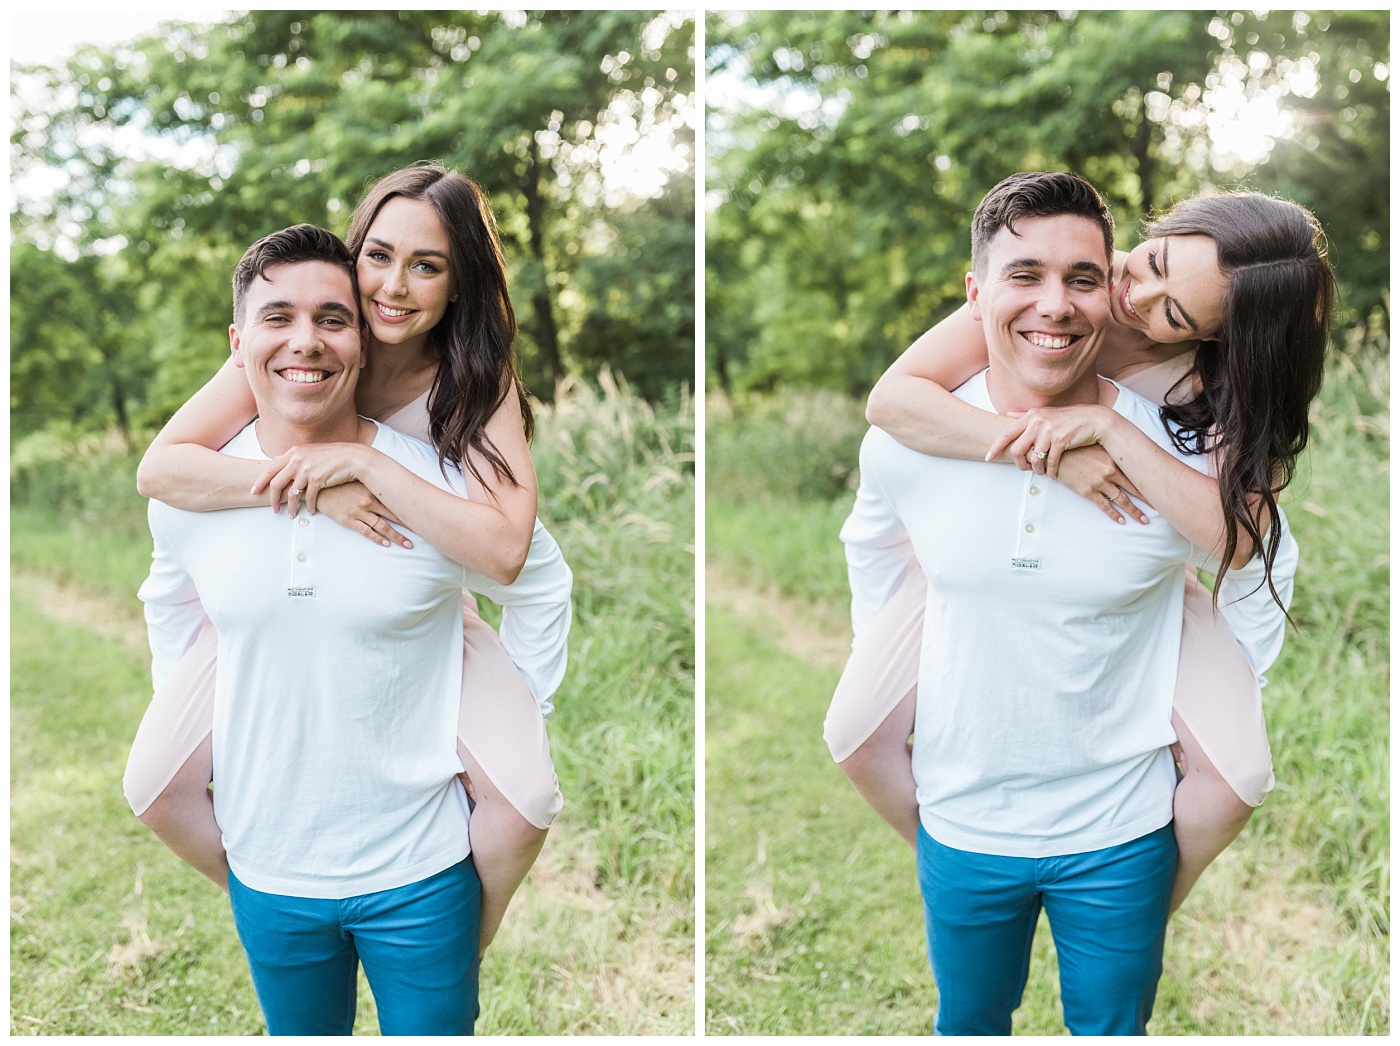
126, 164, 563, 953
825, 191, 1333, 911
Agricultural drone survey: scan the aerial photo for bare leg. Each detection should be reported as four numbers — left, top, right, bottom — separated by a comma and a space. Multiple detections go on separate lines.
137, 734, 229, 893
835, 689, 920, 850
1168, 711, 1254, 914
458, 742, 548, 956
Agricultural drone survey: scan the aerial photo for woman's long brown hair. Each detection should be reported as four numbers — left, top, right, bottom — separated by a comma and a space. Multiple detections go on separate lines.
1153, 192, 1334, 609
346, 164, 533, 489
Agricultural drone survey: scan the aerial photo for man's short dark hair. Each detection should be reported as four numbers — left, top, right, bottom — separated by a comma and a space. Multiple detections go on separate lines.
971, 172, 1115, 278
232, 224, 359, 326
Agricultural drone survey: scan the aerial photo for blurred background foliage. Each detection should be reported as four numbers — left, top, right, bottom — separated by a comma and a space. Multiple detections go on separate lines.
706, 9, 1389, 395
11, 9, 695, 440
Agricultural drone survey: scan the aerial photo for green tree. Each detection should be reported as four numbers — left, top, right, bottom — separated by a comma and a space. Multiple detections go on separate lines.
12, 10, 694, 437
1212, 11, 1390, 328
706, 9, 1389, 394
566, 170, 696, 399
8, 242, 155, 442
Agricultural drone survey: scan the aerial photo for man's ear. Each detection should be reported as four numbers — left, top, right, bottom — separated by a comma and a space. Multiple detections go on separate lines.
229, 324, 246, 368
358, 322, 370, 369
965, 271, 982, 322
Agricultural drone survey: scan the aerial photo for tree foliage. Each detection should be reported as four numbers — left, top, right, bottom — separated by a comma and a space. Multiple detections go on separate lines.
706, 9, 1389, 394
12, 10, 695, 438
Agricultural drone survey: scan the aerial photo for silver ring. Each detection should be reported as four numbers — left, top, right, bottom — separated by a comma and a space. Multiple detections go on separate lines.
290, 486, 304, 496
1030, 449, 1047, 460
1106, 487, 1121, 503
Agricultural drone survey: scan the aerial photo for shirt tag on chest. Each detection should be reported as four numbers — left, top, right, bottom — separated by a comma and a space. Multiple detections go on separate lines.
287, 585, 316, 598
1010, 556, 1041, 571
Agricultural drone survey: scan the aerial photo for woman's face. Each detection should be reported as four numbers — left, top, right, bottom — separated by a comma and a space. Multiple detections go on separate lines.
1113, 233, 1228, 345
356, 196, 454, 346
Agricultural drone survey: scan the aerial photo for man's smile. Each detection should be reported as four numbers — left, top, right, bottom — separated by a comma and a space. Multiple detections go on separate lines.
277, 367, 332, 384
1019, 330, 1085, 351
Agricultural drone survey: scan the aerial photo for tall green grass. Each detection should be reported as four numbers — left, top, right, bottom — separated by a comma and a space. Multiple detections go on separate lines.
10, 372, 695, 1035
532, 371, 695, 912
10, 428, 154, 600
705, 349, 1389, 1035
705, 388, 867, 604
1259, 348, 1389, 941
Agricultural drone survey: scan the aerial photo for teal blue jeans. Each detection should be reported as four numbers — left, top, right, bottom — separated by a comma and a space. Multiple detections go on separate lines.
917, 823, 1176, 1035
228, 857, 481, 1036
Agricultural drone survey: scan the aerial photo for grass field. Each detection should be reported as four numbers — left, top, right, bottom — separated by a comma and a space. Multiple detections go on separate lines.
9, 373, 695, 1036
704, 350, 1390, 1035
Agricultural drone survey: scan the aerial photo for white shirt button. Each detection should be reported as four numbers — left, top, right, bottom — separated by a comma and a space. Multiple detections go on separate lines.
297, 554, 307, 562
1029, 485, 1040, 496
299, 518, 309, 526
1024, 524, 1035, 534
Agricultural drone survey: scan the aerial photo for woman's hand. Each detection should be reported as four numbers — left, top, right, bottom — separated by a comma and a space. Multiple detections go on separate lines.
1056, 446, 1151, 526
252, 442, 374, 517
986, 404, 1117, 477
315, 481, 413, 549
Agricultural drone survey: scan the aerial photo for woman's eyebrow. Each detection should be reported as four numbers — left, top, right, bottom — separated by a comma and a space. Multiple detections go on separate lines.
1162, 239, 1201, 331
364, 235, 449, 261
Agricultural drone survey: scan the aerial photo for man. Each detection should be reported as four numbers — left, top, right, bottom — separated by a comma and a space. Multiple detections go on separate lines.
138, 224, 566, 1035
841, 172, 1208, 1035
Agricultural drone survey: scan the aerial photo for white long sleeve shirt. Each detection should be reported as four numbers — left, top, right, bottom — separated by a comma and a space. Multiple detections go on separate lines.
843, 373, 1209, 858
143, 473, 573, 716
1210, 510, 1297, 686
139, 420, 572, 898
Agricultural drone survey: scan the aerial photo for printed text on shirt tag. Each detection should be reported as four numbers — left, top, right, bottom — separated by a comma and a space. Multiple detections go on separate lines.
287, 586, 316, 598
1010, 557, 1041, 571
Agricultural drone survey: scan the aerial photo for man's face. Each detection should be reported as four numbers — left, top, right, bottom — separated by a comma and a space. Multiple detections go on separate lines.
229, 261, 365, 430
967, 214, 1112, 405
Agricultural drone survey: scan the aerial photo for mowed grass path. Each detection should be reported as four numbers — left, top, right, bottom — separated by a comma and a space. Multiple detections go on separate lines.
11, 571, 267, 1035
704, 353, 1388, 1035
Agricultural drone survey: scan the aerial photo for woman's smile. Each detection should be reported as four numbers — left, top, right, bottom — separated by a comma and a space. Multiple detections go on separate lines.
371, 300, 420, 323
1117, 278, 1144, 325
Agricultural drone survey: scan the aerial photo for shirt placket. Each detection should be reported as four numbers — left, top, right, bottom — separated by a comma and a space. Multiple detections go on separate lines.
1012, 471, 1048, 568
290, 508, 315, 596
